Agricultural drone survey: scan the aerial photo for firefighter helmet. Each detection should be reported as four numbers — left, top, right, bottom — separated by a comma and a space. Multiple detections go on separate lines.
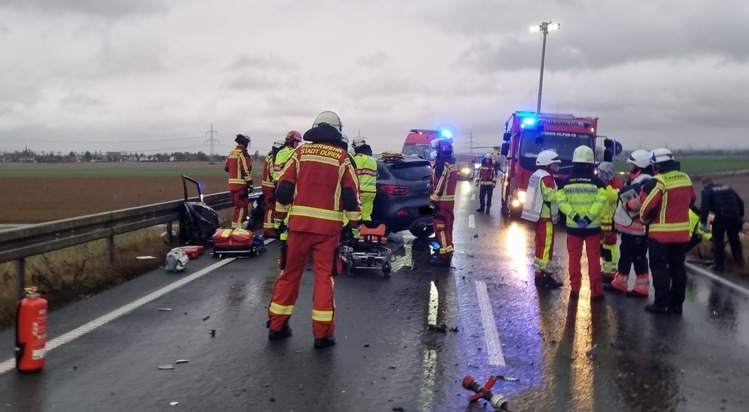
352, 136, 367, 149
650, 147, 675, 164
272, 139, 285, 149
597, 161, 615, 179
483, 153, 492, 159
536, 150, 561, 166
312, 110, 343, 131
341, 133, 349, 144
572, 145, 595, 164
235, 134, 251, 147
285, 130, 302, 143
165, 248, 189, 272
431, 137, 453, 153
627, 149, 651, 168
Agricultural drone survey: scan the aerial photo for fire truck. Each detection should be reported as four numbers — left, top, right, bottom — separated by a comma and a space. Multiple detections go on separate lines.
401, 129, 453, 166
499, 111, 614, 219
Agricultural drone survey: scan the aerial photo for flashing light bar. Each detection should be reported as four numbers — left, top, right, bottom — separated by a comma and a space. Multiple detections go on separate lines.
439, 129, 453, 139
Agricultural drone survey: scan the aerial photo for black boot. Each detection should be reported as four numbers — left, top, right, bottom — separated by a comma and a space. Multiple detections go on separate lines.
476, 206, 484, 213
268, 320, 292, 340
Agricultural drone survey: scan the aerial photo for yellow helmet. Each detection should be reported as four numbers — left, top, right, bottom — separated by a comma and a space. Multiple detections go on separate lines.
572, 145, 594, 164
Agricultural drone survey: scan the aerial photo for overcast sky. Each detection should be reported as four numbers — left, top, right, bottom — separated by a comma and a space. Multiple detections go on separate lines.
1, 0, 748, 155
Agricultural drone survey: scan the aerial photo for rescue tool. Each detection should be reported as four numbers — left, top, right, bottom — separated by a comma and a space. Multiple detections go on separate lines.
462, 375, 509, 411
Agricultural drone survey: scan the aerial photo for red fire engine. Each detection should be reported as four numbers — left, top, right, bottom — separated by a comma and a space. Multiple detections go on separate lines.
401, 129, 453, 166
499, 111, 610, 219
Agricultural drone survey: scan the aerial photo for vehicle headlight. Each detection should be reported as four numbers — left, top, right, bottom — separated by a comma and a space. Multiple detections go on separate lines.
517, 190, 527, 203
461, 167, 470, 174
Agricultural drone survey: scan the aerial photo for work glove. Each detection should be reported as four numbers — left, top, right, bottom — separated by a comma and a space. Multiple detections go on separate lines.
700, 223, 709, 233
578, 217, 590, 228
273, 218, 287, 234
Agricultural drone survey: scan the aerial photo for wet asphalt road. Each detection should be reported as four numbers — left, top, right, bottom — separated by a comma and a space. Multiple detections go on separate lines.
1, 180, 748, 412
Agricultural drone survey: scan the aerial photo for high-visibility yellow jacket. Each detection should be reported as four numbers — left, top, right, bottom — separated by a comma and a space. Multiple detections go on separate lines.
558, 170, 607, 236
353, 153, 378, 195
272, 146, 295, 182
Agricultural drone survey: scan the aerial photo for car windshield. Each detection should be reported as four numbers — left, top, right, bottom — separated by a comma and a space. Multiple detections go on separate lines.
518, 130, 594, 171
387, 161, 432, 181
402, 144, 435, 161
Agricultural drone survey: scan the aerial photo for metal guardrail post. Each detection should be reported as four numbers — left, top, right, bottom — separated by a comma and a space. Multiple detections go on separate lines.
15, 259, 24, 299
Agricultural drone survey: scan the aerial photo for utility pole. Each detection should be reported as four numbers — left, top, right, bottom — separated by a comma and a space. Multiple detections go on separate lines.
467, 131, 476, 154
205, 123, 219, 163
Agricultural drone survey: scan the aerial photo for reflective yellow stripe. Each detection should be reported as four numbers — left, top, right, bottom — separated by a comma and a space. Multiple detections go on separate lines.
269, 302, 294, 316
312, 309, 334, 322
431, 194, 455, 202
228, 178, 247, 185
290, 205, 344, 221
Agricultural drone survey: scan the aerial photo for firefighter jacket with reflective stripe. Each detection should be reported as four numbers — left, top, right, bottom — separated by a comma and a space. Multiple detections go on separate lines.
430, 156, 457, 203
353, 153, 378, 194
700, 183, 744, 223
614, 172, 652, 235
640, 170, 695, 243
521, 168, 558, 223
558, 171, 607, 236
600, 177, 623, 230
225, 145, 252, 190
275, 143, 361, 235
261, 152, 276, 199
272, 146, 295, 181
477, 161, 497, 186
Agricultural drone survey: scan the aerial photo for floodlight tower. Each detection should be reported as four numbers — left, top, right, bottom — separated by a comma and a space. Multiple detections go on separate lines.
530, 21, 560, 114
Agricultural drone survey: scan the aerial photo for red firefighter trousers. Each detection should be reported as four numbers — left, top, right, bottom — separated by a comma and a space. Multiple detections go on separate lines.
268, 230, 337, 339
433, 202, 455, 256
534, 217, 555, 276
567, 233, 603, 296
229, 188, 249, 229
263, 196, 276, 237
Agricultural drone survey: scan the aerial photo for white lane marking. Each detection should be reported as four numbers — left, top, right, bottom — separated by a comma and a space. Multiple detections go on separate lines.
686, 262, 749, 298
475, 281, 506, 366
428, 281, 439, 325
469, 214, 475, 229
0, 258, 237, 375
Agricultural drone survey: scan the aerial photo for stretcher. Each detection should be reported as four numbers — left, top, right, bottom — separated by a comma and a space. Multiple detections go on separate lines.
340, 222, 393, 278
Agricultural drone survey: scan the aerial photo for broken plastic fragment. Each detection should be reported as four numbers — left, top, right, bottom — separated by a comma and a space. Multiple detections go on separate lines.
170, 402, 179, 406
137, 256, 156, 260
158, 308, 172, 311
158, 365, 174, 370
175, 360, 189, 364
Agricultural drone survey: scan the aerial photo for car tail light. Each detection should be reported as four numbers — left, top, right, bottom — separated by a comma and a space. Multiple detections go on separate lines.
396, 209, 410, 216
380, 185, 410, 195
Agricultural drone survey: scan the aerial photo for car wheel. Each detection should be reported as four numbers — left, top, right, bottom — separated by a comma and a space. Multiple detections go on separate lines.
409, 225, 434, 239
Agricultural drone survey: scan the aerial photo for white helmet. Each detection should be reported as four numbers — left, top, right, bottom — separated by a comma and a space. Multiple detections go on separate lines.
341, 133, 349, 144
352, 136, 367, 149
483, 153, 492, 159
572, 145, 595, 164
165, 248, 189, 272
597, 161, 615, 178
650, 147, 675, 164
272, 139, 285, 150
627, 149, 651, 168
312, 110, 343, 131
536, 149, 561, 166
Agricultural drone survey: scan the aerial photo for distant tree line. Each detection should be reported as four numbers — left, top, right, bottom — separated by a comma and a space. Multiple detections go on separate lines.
0, 147, 263, 163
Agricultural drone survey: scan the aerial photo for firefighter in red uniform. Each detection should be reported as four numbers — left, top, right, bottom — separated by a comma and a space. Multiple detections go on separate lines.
224, 134, 253, 229
429, 137, 457, 266
260, 139, 285, 238
475, 154, 497, 214
640, 148, 695, 315
596, 161, 623, 284
267, 111, 360, 349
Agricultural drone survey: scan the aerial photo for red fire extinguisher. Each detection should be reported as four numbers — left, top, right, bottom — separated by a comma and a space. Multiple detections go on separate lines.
16, 287, 48, 372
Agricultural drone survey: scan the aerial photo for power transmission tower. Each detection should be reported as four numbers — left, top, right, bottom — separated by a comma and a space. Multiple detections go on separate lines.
205, 123, 219, 163
467, 131, 476, 154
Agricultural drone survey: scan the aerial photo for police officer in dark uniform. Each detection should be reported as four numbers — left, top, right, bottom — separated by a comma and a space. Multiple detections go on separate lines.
700, 177, 745, 272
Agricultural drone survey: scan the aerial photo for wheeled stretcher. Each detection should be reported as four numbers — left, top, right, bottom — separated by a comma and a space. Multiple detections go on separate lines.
340, 222, 393, 278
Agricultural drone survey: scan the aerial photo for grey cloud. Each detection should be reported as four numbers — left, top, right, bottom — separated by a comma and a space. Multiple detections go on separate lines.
226, 54, 300, 72
356, 51, 391, 69
60, 93, 108, 112
2, 0, 169, 19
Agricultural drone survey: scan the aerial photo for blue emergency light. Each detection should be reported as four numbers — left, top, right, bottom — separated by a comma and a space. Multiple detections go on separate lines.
522, 117, 537, 127
439, 129, 453, 139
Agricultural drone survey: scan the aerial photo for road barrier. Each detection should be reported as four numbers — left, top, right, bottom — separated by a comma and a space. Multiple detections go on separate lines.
0, 190, 261, 299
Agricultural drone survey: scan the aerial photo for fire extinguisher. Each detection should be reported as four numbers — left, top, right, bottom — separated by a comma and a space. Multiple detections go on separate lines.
16, 287, 48, 372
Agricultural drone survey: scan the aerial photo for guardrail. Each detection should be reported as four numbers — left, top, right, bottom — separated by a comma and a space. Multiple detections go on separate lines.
0, 190, 261, 299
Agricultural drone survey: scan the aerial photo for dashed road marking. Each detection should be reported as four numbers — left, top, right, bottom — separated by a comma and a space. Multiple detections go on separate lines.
475, 281, 506, 366
469, 214, 475, 229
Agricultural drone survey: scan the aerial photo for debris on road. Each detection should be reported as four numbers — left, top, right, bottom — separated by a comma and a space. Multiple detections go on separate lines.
175, 359, 189, 364
158, 308, 172, 311
473, 233, 479, 238
169, 402, 179, 406
495, 375, 519, 382
586, 344, 599, 358
158, 365, 174, 370
202, 316, 210, 321
427, 323, 459, 333
462, 375, 509, 411
210, 329, 216, 337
